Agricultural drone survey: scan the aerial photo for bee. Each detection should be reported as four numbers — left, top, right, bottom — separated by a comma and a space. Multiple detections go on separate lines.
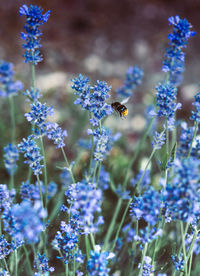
111, 97, 129, 118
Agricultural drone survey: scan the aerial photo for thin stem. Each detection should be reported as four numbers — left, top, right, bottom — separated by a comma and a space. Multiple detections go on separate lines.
138, 242, 148, 276
85, 235, 91, 260
165, 119, 169, 154
9, 95, 16, 143
111, 198, 132, 252
36, 175, 44, 210
3, 258, 10, 274
32, 64, 36, 90
187, 122, 198, 158
65, 264, 69, 276
96, 161, 102, 185
39, 135, 48, 208
92, 161, 98, 184
122, 118, 154, 189
103, 198, 122, 250
23, 245, 33, 276
14, 242, 18, 276
90, 233, 96, 250
180, 222, 188, 276
61, 147, 76, 183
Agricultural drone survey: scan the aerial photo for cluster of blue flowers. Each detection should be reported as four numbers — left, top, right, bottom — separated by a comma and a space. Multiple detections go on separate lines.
52, 220, 83, 264
18, 135, 44, 175
190, 92, 200, 123
87, 245, 114, 276
71, 74, 113, 126
116, 65, 144, 98
3, 200, 46, 244
34, 253, 55, 275
162, 15, 196, 86
64, 180, 103, 234
19, 4, 50, 64
0, 60, 23, 97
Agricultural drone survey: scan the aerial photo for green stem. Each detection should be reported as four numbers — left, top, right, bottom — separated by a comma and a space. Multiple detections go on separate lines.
23, 245, 33, 276
3, 258, 10, 274
65, 264, 69, 276
111, 198, 132, 252
103, 198, 122, 250
61, 147, 76, 183
14, 242, 18, 276
180, 222, 188, 276
187, 122, 198, 158
36, 175, 44, 210
90, 233, 96, 250
96, 162, 102, 185
39, 135, 48, 208
85, 235, 91, 260
122, 118, 154, 189
92, 161, 98, 184
138, 242, 148, 276
9, 95, 16, 143
165, 119, 169, 154
32, 64, 36, 90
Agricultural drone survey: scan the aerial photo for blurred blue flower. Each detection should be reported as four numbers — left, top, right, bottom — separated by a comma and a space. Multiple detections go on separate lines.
163, 157, 200, 223
152, 131, 166, 150
130, 187, 162, 225
0, 185, 15, 212
87, 245, 114, 276
19, 4, 50, 64
116, 66, 144, 98
171, 253, 184, 271
190, 92, 200, 123
3, 143, 19, 175
0, 60, 23, 97
3, 200, 46, 244
64, 180, 103, 234
34, 253, 54, 275
130, 170, 150, 191
18, 135, 44, 175
138, 256, 153, 276
163, 15, 195, 86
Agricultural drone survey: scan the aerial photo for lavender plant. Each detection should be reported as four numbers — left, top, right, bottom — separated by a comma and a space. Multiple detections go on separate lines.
0, 5, 199, 276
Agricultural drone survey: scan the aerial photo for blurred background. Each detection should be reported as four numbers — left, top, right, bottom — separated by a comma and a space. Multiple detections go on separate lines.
0, 0, 200, 180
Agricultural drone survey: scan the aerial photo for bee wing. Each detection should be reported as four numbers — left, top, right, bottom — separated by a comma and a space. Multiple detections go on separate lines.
121, 97, 130, 105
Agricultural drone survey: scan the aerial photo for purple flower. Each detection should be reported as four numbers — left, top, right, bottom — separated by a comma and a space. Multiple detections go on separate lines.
34, 253, 54, 274
171, 253, 184, 271
46, 122, 67, 148
0, 185, 15, 212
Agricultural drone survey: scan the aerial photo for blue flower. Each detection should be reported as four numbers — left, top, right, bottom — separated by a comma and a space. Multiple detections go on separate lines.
18, 135, 44, 175
130, 170, 150, 191
138, 256, 153, 276
3, 200, 46, 243
46, 122, 68, 148
152, 131, 166, 150
0, 268, 10, 276
23, 87, 42, 102
0, 235, 13, 260
116, 66, 144, 98
163, 157, 200, 223
0, 185, 15, 212
134, 227, 163, 250
52, 220, 82, 264
20, 180, 57, 201
87, 245, 114, 276
3, 143, 19, 175
71, 74, 113, 126
64, 180, 103, 234
87, 127, 120, 161
130, 187, 162, 225
178, 122, 199, 158
155, 82, 180, 126
34, 253, 54, 274
162, 16, 195, 86
19, 4, 50, 64
190, 92, 200, 123
171, 253, 184, 271
0, 60, 23, 97
25, 101, 54, 131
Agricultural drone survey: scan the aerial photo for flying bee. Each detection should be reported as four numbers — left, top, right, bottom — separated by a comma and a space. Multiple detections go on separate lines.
111, 97, 130, 118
